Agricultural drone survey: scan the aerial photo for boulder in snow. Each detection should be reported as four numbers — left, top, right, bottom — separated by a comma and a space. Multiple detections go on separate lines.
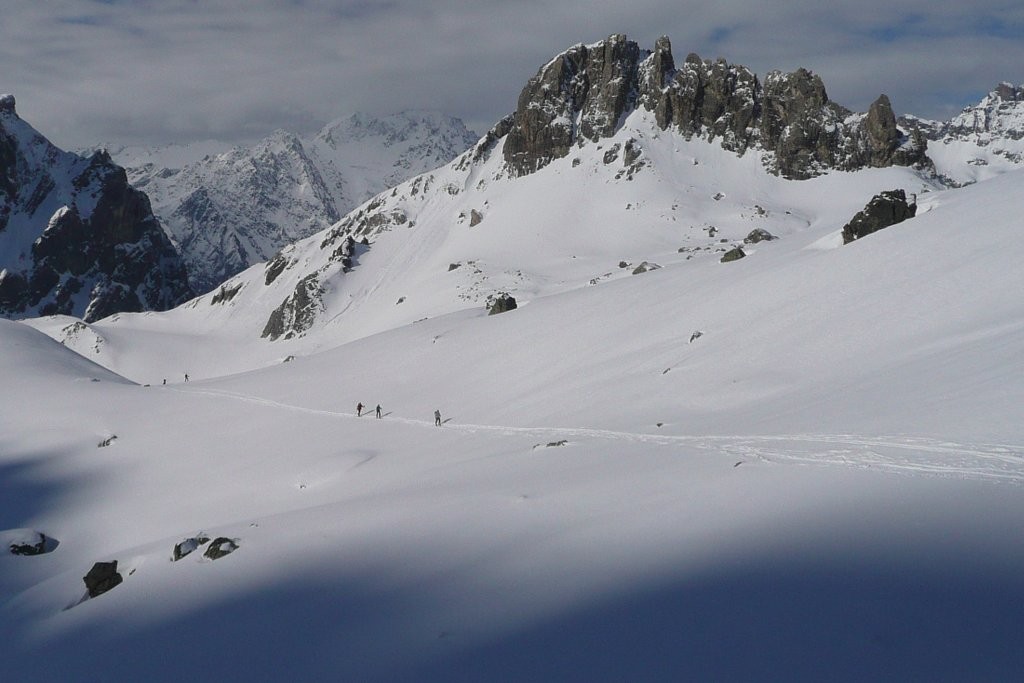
487, 293, 517, 315
83, 560, 123, 598
203, 537, 239, 560
744, 228, 776, 244
720, 246, 746, 262
842, 190, 917, 244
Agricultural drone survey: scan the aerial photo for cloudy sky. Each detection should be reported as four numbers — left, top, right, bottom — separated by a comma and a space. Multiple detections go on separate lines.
3, 0, 1022, 150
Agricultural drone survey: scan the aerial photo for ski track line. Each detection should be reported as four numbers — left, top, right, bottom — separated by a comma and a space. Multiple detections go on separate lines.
169, 386, 1024, 485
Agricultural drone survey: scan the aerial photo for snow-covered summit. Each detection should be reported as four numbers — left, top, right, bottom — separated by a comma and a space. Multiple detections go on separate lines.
902, 82, 1024, 185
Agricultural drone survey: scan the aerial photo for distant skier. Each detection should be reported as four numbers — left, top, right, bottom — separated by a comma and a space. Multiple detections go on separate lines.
357, 402, 364, 417
434, 409, 442, 426
184, 373, 189, 383
375, 404, 382, 419
162, 379, 166, 385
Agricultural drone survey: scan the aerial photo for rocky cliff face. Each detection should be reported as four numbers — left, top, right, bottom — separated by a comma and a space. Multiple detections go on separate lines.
502, 34, 930, 179
0, 95, 192, 321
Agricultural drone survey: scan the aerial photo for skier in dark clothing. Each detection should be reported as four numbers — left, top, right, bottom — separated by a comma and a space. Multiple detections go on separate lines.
357, 402, 363, 417
375, 404, 382, 419
184, 373, 189, 382
434, 409, 441, 426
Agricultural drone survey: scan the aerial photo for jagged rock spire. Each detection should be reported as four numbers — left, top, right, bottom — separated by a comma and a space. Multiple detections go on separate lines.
501, 34, 930, 179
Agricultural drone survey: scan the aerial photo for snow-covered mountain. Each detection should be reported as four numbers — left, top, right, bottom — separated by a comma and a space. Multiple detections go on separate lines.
0, 95, 193, 321
902, 81, 1024, 185
108, 111, 478, 293
4, 35, 1024, 681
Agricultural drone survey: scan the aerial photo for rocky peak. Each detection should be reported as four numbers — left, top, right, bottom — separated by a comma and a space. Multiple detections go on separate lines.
0, 94, 15, 115
994, 82, 1024, 103
947, 82, 1024, 140
501, 34, 930, 179
0, 100, 193, 321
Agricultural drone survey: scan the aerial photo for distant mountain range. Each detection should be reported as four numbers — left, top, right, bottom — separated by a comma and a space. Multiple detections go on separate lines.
97, 112, 479, 293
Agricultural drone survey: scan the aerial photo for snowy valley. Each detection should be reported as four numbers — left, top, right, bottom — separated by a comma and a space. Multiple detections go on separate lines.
3, 34, 1024, 682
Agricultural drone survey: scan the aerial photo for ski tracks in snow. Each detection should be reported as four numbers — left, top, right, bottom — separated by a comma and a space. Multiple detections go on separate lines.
169, 386, 1024, 485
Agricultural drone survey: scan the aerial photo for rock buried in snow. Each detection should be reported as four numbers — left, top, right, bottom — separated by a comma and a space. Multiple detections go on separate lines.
631, 261, 661, 275
8, 530, 56, 556
203, 537, 239, 560
83, 560, 123, 598
172, 534, 211, 561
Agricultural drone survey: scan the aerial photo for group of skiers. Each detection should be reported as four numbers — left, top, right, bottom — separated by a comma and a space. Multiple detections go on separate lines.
356, 402, 382, 419
356, 402, 442, 425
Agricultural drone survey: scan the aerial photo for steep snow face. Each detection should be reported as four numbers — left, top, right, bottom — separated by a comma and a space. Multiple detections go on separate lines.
903, 83, 1024, 185
110, 112, 478, 293
0, 98, 192, 321
310, 110, 481, 203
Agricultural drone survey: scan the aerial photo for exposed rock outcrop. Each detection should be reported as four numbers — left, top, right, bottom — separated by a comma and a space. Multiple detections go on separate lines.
842, 190, 917, 244
501, 35, 930, 180
262, 272, 324, 340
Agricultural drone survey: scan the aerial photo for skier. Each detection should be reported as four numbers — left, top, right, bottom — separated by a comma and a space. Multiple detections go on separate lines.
375, 404, 382, 419
184, 373, 189, 383
357, 402, 364, 417
162, 379, 166, 385
434, 409, 442, 426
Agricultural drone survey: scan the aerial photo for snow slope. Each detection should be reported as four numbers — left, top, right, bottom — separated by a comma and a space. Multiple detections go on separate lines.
5, 152, 1024, 680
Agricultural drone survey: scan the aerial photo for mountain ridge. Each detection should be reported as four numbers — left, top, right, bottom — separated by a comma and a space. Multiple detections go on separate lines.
0, 95, 193, 322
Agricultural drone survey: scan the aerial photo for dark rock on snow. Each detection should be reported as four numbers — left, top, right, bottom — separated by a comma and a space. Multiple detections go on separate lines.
720, 246, 746, 262
744, 228, 776, 244
841, 190, 917, 244
487, 293, 518, 315
83, 560, 123, 598
631, 261, 661, 274
204, 537, 239, 560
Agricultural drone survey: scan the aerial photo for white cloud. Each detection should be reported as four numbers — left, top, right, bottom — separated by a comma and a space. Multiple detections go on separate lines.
1, 0, 1021, 148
